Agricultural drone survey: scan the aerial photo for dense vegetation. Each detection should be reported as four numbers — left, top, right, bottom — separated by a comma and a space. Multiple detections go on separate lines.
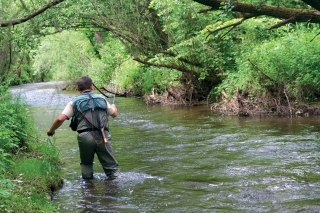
1, 0, 320, 113
0, 86, 62, 212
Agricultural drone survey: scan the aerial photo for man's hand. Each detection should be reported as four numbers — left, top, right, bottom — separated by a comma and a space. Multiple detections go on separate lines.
46, 114, 68, 137
47, 130, 55, 137
110, 104, 118, 117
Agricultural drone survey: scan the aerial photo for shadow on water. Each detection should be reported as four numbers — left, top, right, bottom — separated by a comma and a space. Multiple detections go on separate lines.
10, 81, 320, 212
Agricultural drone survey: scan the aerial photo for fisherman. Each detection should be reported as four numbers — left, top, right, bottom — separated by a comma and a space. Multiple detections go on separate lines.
47, 76, 119, 180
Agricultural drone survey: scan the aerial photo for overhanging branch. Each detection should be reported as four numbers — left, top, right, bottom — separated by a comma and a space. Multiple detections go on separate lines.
267, 15, 298, 30
192, 0, 320, 24
133, 56, 199, 77
0, 0, 66, 27
206, 13, 254, 38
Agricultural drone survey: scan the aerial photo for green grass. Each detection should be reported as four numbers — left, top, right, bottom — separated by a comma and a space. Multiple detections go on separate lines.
0, 142, 63, 213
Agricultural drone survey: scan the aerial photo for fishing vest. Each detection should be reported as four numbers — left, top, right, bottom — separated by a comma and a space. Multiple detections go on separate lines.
69, 92, 109, 132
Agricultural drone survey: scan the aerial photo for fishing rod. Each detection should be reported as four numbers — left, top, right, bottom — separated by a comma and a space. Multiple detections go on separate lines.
113, 81, 118, 104
92, 82, 113, 99
113, 64, 120, 104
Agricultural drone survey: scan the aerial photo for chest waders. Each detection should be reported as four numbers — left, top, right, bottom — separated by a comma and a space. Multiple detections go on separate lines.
70, 92, 118, 179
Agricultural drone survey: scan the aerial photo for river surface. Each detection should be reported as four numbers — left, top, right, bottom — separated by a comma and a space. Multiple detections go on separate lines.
10, 82, 320, 212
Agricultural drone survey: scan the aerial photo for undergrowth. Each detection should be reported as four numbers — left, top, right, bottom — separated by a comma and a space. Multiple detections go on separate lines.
0, 87, 62, 213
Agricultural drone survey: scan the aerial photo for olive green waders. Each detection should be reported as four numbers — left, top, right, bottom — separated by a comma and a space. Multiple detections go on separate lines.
78, 130, 118, 179
72, 92, 119, 179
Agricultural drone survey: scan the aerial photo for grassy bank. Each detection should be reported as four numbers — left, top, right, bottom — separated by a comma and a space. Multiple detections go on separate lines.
0, 88, 63, 213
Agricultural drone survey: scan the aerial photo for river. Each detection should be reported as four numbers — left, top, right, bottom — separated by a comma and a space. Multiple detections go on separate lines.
10, 82, 320, 212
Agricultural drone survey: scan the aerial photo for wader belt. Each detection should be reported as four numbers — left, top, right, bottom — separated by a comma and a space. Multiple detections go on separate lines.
77, 127, 108, 134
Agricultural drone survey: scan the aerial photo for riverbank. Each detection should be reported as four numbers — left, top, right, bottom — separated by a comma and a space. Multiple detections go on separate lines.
143, 85, 320, 117
0, 91, 63, 213
211, 94, 320, 117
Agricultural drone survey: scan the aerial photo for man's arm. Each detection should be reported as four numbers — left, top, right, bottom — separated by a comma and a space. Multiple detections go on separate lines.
110, 104, 118, 117
47, 114, 68, 136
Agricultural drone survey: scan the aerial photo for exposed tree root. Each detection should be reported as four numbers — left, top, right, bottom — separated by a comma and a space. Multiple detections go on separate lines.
145, 85, 204, 106
145, 73, 211, 106
211, 90, 320, 117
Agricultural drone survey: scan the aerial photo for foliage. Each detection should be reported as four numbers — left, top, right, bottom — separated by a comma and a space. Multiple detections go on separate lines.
217, 24, 320, 102
89, 34, 130, 87
142, 67, 181, 94
0, 94, 32, 153
112, 60, 143, 94
2, 0, 320, 107
32, 30, 133, 88
32, 31, 90, 81
0, 178, 13, 197
0, 86, 29, 156
0, 85, 62, 212
0, 26, 36, 85
0, 0, 44, 84
240, 0, 310, 9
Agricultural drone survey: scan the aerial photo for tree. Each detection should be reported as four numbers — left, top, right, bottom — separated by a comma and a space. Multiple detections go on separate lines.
2, 1, 320, 28
2, 0, 320, 105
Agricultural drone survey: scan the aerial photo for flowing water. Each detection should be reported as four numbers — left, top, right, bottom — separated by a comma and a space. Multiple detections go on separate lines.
10, 82, 320, 212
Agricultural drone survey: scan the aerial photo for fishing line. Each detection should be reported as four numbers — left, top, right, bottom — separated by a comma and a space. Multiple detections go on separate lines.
113, 64, 120, 104
26, 132, 56, 146
113, 80, 118, 104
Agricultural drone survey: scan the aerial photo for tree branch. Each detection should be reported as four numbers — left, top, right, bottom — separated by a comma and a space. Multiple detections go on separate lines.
267, 15, 298, 30
192, 0, 320, 25
0, 0, 66, 27
133, 56, 199, 77
206, 13, 254, 38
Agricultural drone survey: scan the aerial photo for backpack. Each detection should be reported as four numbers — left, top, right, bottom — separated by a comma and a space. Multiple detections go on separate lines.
69, 93, 108, 132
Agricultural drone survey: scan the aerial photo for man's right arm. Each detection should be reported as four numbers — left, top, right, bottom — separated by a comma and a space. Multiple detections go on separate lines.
47, 101, 74, 136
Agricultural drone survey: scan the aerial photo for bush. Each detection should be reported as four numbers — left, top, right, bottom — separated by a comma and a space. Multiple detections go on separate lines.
218, 26, 320, 103
0, 86, 62, 212
0, 101, 30, 153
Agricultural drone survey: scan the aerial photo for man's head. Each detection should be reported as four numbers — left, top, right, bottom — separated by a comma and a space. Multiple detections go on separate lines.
76, 76, 93, 92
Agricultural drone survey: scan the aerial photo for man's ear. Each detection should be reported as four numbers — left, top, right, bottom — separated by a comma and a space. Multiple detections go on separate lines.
90, 85, 94, 91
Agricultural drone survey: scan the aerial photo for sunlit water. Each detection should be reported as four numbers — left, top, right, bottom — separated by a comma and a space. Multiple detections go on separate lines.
10, 82, 320, 212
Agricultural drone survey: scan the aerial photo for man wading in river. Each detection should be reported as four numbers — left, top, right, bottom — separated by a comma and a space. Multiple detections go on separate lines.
47, 76, 119, 180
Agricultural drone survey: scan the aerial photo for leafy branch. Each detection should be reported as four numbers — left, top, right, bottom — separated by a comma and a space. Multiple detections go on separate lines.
0, 0, 66, 27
